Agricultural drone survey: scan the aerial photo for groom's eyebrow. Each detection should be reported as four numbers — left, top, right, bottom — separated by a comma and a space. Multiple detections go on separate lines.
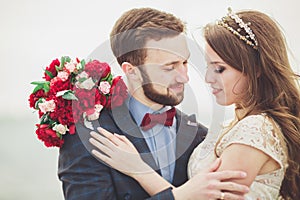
163, 53, 191, 66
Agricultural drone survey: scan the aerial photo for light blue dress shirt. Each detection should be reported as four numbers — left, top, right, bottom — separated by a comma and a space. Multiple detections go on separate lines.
128, 97, 177, 183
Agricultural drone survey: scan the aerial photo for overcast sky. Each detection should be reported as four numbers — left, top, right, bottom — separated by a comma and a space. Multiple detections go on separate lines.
1, 0, 299, 120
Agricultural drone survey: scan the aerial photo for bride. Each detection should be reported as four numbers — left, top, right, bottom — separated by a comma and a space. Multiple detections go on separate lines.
90, 8, 300, 200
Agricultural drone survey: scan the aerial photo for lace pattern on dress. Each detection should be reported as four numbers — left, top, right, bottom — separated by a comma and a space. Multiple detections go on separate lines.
216, 114, 288, 192
216, 114, 287, 170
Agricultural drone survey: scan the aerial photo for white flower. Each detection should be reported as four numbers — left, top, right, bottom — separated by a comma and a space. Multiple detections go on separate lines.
57, 71, 69, 81
56, 90, 69, 97
94, 104, 103, 112
76, 77, 95, 90
86, 112, 100, 121
86, 104, 103, 121
38, 99, 56, 113
99, 81, 111, 94
64, 62, 76, 73
83, 113, 94, 130
76, 71, 89, 80
52, 124, 69, 135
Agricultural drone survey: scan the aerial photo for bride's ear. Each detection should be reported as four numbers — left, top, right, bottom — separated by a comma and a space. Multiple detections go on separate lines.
121, 62, 142, 81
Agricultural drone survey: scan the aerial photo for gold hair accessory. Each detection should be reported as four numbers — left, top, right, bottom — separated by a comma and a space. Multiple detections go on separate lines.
217, 7, 258, 50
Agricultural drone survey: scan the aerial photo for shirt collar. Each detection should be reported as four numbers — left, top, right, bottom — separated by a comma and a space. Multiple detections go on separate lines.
128, 96, 171, 126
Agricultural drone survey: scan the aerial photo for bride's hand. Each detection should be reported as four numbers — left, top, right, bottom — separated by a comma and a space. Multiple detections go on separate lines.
89, 127, 152, 177
173, 159, 249, 200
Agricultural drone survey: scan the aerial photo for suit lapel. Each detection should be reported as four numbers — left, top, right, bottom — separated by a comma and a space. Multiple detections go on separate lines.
109, 104, 199, 183
109, 103, 159, 170
172, 109, 199, 185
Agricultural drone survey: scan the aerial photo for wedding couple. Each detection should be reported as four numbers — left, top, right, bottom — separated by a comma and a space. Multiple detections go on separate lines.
58, 7, 300, 200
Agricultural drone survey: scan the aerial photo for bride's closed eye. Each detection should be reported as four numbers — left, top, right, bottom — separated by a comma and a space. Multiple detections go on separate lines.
214, 66, 225, 73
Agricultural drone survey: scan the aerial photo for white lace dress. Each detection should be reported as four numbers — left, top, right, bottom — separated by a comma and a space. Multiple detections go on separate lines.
188, 114, 288, 199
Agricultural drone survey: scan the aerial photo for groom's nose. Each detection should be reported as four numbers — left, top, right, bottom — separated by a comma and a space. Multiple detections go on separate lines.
175, 64, 189, 83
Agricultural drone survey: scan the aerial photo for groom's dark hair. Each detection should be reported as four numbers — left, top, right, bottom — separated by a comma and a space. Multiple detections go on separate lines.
110, 7, 186, 66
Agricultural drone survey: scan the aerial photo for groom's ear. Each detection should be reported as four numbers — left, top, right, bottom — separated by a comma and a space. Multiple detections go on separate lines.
121, 62, 142, 81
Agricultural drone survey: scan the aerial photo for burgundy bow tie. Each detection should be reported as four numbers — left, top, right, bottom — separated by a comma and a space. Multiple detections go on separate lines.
140, 107, 176, 131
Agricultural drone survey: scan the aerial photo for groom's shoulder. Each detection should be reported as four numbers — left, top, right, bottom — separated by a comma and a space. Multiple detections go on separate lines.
176, 109, 207, 137
176, 109, 207, 127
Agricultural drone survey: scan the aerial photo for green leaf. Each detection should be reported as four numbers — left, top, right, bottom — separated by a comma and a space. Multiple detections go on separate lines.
65, 56, 71, 63
40, 113, 50, 124
43, 82, 50, 93
44, 70, 54, 79
101, 73, 112, 82
31, 81, 48, 85
62, 91, 78, 100
60, 56, 65, 68
75, 63, 82, 72
34, 98, 45, 109
32, 85, 44, 93
31, 81, 50, 93
75, 59, 85, 74
57, 56, 66, 71
81, 59, 86, 66
55, 131, 62, 138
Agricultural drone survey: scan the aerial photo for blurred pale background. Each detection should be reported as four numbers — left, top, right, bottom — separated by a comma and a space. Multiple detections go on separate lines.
1, 0, 299, 199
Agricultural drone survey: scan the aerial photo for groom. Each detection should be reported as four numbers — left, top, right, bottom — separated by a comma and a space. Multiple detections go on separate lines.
58, 7, 247, 200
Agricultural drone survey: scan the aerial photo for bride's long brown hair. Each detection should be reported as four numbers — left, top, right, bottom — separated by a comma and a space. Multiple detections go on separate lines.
204, 10, 300, 199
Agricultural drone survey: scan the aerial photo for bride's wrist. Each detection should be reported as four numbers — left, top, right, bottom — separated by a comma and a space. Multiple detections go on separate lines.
172, 187, 186, 200
172, 184, 191, 200
131, 163, 154, 180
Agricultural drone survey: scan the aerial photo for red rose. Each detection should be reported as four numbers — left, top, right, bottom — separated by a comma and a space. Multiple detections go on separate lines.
49, 96, 74, 125
49, 77, 72, 97
28, 89, 47, 109
30, 56, 121, 148
35, 124, 64, 147
72, 87, 104, 123
84, 60, 111, 81
43, 59, 60, 81
72, 100, 84, 123
95, 89, 107, 106
68, 124, 76, 134
106, 76, 128, 109
74, 87, 97, 108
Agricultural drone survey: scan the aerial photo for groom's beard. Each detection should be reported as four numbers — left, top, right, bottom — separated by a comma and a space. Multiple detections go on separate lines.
141, 71, 184, 106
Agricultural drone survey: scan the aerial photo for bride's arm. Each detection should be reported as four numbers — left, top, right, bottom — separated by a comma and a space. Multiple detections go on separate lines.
90, 128, 174, 196
90, 127, 249, 200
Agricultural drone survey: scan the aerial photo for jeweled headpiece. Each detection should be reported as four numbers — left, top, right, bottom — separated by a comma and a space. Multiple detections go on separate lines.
217, 7, 258, 50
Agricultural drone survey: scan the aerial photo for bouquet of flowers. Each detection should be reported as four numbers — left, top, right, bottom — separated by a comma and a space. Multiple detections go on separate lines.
28, 56, 128, 148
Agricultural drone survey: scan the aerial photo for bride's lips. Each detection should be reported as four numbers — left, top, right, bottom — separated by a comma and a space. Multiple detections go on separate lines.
211, 87, 222, 95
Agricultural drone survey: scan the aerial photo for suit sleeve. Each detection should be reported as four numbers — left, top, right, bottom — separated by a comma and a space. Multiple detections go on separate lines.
58, 124, 117, 200
145, 187, 175, 200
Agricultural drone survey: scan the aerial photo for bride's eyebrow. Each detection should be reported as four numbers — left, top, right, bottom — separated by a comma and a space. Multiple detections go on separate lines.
208, 61, 227, 65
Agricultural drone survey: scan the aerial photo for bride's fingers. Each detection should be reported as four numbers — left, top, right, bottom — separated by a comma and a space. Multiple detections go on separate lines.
114, 133, 136, 149
218, 192, 246, 200
207, 158, 222, 172
90, 132, 117, 152
97, 127, 122, 146
217, 181, 249, 194
89, 138, 113, 157
91, 149, 111, 165
209, 170, 247, 181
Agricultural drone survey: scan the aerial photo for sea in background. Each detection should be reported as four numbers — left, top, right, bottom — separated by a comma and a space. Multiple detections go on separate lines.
0, 114, 63, 200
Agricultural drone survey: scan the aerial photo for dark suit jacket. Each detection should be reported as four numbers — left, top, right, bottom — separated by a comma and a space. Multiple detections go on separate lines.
58, 102, 207, 200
